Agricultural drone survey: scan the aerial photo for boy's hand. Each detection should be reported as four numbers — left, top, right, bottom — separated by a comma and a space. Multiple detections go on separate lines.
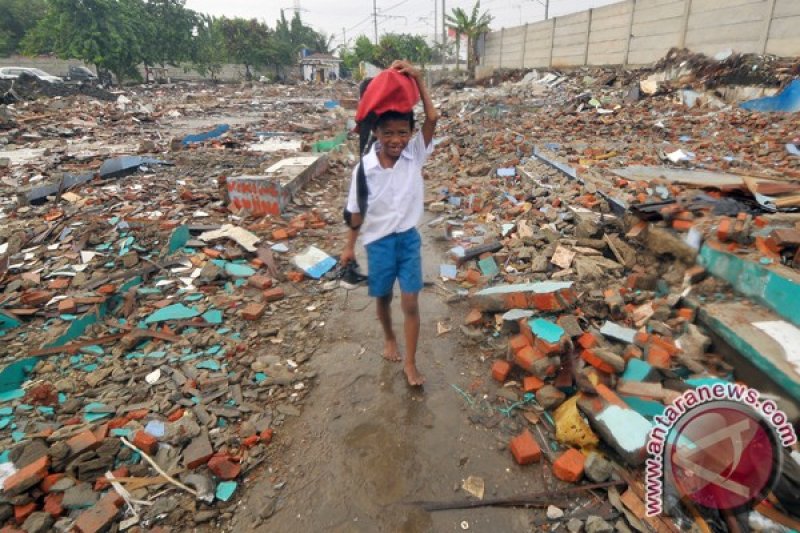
340, 245, 356, 265
391, 60, 421, 80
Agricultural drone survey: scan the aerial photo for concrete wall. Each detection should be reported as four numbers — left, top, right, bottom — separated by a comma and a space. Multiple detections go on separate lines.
0, 55, 251, 82
481, 0, 800, 70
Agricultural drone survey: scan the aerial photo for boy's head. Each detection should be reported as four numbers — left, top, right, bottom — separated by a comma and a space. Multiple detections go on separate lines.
373, 111, 415, 159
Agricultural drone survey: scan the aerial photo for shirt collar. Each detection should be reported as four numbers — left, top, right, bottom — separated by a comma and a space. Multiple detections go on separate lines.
363, 139, 413, 170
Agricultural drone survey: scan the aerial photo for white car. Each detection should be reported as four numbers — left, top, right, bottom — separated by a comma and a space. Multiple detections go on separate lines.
0, 67, 64, 84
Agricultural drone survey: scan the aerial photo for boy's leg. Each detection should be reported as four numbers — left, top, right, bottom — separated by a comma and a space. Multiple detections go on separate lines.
400, 292, 424, 385
397, 229, 425, 386
376, 293, 400, 361
366, 234, 400, 362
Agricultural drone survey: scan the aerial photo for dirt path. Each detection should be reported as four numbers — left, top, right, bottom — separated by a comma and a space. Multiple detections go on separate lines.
231, 219, 547, 533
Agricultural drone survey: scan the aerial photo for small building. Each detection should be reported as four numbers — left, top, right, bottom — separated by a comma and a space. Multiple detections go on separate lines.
300, 53, 343, 83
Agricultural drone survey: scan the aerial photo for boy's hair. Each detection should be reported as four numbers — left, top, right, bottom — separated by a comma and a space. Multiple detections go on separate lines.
374, 110, 415, 132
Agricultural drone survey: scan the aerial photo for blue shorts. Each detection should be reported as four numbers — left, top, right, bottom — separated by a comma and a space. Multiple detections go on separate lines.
365, 228, 423, 297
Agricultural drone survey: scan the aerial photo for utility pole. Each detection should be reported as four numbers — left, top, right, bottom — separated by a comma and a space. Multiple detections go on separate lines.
434, 0, 438, 44
342, 27, 347, 51
373, 0, 379, 44
441, 0, 446, 45
545, 0, 549, 20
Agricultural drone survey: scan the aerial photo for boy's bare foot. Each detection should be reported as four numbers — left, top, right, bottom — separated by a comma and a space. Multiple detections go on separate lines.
404, 364, 425, 386
383, 339, 401, 362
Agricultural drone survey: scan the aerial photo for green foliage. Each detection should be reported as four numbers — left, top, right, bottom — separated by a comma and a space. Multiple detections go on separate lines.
191, 15, 226, 80
445, 0, 493, 72
16, 0, 336, 84
0, 0, 48, 55
374, 33, 432, 67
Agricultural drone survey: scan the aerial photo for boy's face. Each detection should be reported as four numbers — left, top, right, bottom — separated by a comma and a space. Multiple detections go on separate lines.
375, 119, 412, 159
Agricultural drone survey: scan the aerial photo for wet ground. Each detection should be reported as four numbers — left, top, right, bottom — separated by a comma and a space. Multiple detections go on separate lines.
230, 219, 548, 533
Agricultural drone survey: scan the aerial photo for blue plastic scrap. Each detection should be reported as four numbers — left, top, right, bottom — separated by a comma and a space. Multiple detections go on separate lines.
145, 304, 201, 324
182, 124, 231, 145
741, 80, 800, 113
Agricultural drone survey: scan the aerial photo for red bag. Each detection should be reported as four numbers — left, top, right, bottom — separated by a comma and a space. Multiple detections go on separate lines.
355, 69, 420, 126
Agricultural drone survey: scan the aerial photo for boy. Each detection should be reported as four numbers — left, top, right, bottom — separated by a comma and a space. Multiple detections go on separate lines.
340, 60, 438, 386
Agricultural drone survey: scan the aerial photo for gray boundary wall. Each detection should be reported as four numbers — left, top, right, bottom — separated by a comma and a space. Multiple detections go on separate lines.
0, 56, 251, 82
480, 0, 800, 70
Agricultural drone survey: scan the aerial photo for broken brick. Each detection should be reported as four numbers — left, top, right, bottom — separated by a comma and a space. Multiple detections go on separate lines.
509, 334, 530, 354
241, 302, 266, 321
645, 344, 671, 369
271, 229, 289, 241
66, 430, 98, 457
132, 430, 158, 455
491, 360, 512, 383
73, 494, 121, 533
509, 430, 541, 465
207, 455, 241, 480
43, 493, 64, 518
522, 375, 545, 393
577, 332, 598, 349
248, 275, 273, 290
464, 308, 483, 327
57, 298, 77, 314
514, 345, 543, 372
262, 287, 285, 302
4, 456, 49, 496
13, 502, 36, 524
553, 448, 585, 483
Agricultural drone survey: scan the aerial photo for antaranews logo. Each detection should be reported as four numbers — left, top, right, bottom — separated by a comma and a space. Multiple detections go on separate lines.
645, 383, 797, 516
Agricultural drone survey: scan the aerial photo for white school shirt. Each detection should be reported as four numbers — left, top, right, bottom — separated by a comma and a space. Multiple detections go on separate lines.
346, 132, 434, 246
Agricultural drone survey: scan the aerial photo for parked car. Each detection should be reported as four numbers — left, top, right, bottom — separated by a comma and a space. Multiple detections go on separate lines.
0, 67, 64, 84
64, 65, 97, 82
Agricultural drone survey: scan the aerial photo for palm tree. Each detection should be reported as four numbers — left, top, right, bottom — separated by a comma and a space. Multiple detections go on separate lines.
445, 1, 493, 73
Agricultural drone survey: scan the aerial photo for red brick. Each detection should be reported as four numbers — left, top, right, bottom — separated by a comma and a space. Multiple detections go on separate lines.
66, 430, 98, 457
577, 332, 598, 349
717, 217, 732, 242
595, 383, 627, 408
96, 284, 116, 295
167, 408, 185, 422
73, 497, 121, 533
509, 334, 530, 354
676, 308, 695, 321
518, 319, 534, 345
646, 344, 671, 369
534, 337, 561, 356
532, 292, 561, 312
13, 502, 36, 524
504, 292, 528, 310
48, 278, 70, 290
4, 456, 49, 496
553, 448, 585, 483
260, 428, 274, 444
44, 492, 64, 518
623, 345, 643, 362
650, 335, 680, 356
633, 331, 650, 347
241, 302, 266, 321
248, 275, 273, 290
271, 229, 289, 241
40, 473, 64, 493
491, 360, 512, 383
242, 435, 260, 448
207, 455, 241, 480
94, 466, 128, 491
132, 431, 158, 455
57, 298, 77, 314
581, 349, 616, 374
465, 269, 481, 285
514, 345, 543, 372
522, 375, 545, 393
464, 308, 483, 327
672, 219, 693, 232
509, 430, 541, 465
262, 287, 285, 302
126, 409, 149, 420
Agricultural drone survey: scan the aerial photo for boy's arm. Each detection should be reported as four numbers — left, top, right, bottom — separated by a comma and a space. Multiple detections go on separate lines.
391, 60, 438, 147
341, 225, 360, 265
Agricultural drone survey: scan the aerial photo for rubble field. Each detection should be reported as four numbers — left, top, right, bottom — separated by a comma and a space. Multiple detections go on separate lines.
0, 48, 799, 532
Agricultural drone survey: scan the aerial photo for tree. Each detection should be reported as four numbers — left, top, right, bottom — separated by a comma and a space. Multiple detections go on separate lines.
220, 17, 273, 80
140, 0, 198, 80
191, 15, 227, 80
0, 0, 48, 56
352, 35, 377, 65
23, 0, 146, 84
445, 0, 493, 73
374, 33, 432, 68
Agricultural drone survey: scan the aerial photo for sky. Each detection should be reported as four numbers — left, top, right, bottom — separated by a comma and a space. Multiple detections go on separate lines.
184, 0, 621, 50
